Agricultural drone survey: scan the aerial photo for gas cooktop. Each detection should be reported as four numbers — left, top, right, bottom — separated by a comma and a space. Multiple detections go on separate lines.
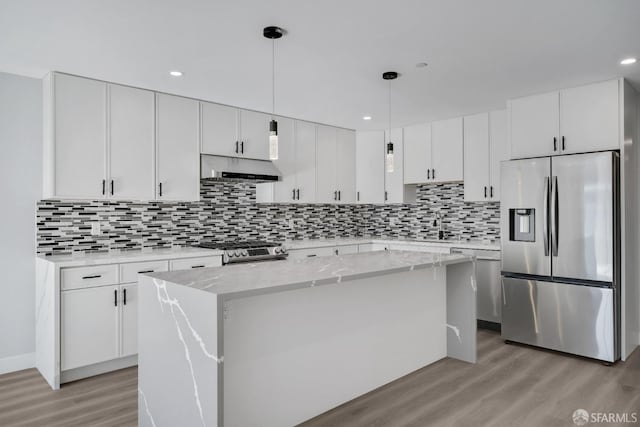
197, 240, 288, 264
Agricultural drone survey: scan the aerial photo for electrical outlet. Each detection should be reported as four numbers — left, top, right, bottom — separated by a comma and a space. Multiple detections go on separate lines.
91, 222, 101, 236
288, 219, 295, 229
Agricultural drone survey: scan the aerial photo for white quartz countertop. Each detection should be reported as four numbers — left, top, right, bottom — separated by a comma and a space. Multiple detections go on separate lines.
283, 237, 500, 251
36, 247, 224, 267
144, 250, 472, 299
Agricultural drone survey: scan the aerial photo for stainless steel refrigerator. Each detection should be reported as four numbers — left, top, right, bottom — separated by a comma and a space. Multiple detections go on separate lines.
500, 151, 620, 362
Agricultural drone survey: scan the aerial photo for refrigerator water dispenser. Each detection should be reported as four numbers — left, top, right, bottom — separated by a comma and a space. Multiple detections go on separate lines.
509, 209, 535, 241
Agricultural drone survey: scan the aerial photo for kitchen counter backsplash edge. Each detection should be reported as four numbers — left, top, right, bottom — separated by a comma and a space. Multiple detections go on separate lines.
36, 181, 500, 256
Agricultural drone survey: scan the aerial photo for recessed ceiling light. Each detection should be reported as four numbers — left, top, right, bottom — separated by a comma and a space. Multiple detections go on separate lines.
169, 70, 183, 77
620, 58, 637, 65
363, 116, 372, 121
416, 62, 429, 68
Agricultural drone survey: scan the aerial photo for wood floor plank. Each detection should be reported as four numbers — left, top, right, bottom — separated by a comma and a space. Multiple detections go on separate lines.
0, 332, 638, 427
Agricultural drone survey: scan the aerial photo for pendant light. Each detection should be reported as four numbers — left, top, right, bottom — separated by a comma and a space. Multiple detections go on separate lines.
383, 71, 398, 172
264, 26, 284, 160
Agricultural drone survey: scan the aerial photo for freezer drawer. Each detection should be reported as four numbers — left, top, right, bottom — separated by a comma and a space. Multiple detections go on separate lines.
502, 277, 617, 362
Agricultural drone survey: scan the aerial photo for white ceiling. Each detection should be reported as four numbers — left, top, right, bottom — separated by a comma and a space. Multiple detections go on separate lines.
1, 0, 639, 130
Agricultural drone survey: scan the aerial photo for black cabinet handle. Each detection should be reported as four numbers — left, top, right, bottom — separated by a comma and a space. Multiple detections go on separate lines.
385, 191, 388, 201
484, 186, 487, 198
307, 254, 317, 258
138, 270, 154, 274
241, 141, 244, 154
338, 190, 341, 201
296, 189, 300, 200
561, 136, 565, 151
553, 137, 557, 151
432, 169, 435, 179
334, 190, 337, 201
159, 182, 163, 197
114, 289, 118, 307
357, 191, 360, 202
490, 186, 494, 198
292, 189, 296, 200
235, 141, 239, 153
191, 265, 205, 269
82, 274, 102, 280
123, 288, 127, 305
102, 180, 106, 195
427, 169, 430, 179
110, 180, 114, 196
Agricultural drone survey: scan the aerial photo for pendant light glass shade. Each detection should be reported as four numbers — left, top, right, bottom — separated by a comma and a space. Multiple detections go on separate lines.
269, 119, 278, 160
386, 142, 394, 172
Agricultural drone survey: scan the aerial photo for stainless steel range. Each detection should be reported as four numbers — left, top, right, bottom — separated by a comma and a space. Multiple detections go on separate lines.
197, 240, 288, 264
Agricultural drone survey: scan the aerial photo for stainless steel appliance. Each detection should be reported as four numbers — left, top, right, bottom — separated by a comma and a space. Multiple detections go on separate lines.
452, 248, 502, 328
197, 240, 288, 264
201, 155, 281, 182
500, 151, 620, 362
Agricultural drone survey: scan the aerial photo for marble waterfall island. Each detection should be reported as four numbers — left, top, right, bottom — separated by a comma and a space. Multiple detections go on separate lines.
138, 250, 477, 427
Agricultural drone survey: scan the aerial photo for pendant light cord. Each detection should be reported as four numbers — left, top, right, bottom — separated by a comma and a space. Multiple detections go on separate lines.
388, 79, 391, 140
272, 39, 275, 115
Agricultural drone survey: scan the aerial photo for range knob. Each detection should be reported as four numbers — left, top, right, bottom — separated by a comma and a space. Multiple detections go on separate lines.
274, 247, 281, 254
227, 251, 235, 258
235, 250, 242, 257
241, 250, 248, 256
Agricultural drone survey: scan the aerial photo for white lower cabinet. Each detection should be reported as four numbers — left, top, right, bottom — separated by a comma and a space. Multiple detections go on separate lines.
61, 285, 119, 371
58, 255, 221, 379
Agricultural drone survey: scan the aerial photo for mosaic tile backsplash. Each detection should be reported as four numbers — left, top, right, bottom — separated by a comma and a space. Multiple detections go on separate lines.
36, 181, 500, 256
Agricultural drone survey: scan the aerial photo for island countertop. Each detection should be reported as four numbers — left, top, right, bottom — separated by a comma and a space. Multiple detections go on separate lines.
144, 250, 472, 299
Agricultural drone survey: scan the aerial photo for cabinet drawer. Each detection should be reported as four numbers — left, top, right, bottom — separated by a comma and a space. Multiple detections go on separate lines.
61, 265, 119, 291
287, 247, 336, 260
120, 260, 169, 283
389, 244, 450, 254
170, 256, 221, 271
335, 245, 359, 255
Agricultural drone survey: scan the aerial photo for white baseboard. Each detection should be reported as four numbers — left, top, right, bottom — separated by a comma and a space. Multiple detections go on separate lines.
0, 352, 35, 375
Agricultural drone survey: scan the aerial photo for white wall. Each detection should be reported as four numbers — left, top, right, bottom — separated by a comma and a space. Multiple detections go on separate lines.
0, 72, 42, 373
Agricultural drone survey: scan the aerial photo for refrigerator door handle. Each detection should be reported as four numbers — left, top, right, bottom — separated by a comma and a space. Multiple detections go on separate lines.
543, 177, 549, 256
551, 176, 559, 256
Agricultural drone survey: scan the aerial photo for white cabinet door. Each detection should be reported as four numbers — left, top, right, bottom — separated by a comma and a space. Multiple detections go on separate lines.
336, 129, 356, 204
385, 128, 412, 204
120, 284, 138, 357
287, 247, 335, 260
200, 102, 239, 157
53, 73, 107, 199
271, 117, 297, 202
403, 123, 432, 183
356, 131, 385, 204
316, 125, 338, 203
108, 84, 155, 200
61, 285, 119, 370
295, 121, 317, 203
489, 110, 508, 201
431, 117, 463, 183
156, 94, 200, 201
560, 80, 619, 154
509, 91, 559, 159
463, 113, 490, 202
239, 109, 270, 160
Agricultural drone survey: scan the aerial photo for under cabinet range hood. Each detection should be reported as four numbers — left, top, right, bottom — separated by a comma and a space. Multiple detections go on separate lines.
200, 155, 281, 182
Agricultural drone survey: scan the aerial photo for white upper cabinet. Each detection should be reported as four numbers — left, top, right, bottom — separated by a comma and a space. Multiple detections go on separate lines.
316, 125, 338, 203
489, 110, 508, 200
559, 80, 619, 154
385, 128, 416, 204
155, 93, 200, 202
403, 123, 432, 184
463, 113, 490, 201
509, 91, 559, 159
509, 79, 620, 160
47, 73, 107, 199
463, 110, 508, 202
336, 129, 356, 204
201, 103, 270, 160
108, 84, 155, 200
239, 110, 271, 160
431, 117, 463, 183
200, 102, 239, 157
294, 121, 317, 203
355, 131, 385, 204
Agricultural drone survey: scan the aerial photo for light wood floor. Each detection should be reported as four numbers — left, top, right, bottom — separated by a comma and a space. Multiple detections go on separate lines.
1, 330, 638, 427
